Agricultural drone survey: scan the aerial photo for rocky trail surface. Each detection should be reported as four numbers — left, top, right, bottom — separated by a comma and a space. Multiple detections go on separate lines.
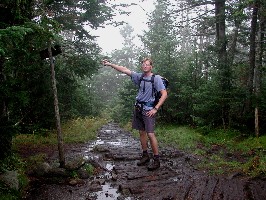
23, 122, 266, 200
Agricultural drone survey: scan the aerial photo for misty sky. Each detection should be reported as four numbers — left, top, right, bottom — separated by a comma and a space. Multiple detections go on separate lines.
92, 0, 155, 54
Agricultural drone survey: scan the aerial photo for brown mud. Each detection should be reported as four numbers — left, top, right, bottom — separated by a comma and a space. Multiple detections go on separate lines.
21, 122, 266, 200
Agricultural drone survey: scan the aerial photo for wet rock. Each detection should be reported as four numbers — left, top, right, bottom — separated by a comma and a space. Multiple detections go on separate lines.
31, 162, 52, 177
119, 187, 131, 196
48, 167, 68, 177
77, 168, 90, 179
94, 178, 105, 185
89, 180, 103, 192
93, 145, 109, 152
129, 185, 144, 194
86, 158, 108, 172
104, 152, 113, 159
68, 178, 86, 186
111, 172, 117, 181
65, 156, 85, 170
112, 154, 126, 160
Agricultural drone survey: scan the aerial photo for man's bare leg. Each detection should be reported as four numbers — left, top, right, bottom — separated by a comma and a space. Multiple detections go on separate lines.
139, 130, 148, 150
137, 130, 150, 166
147, 133, 159, 155
147, 132, 160, 170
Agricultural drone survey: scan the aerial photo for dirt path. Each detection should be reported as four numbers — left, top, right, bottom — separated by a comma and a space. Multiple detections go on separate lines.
23, 122, 266, 200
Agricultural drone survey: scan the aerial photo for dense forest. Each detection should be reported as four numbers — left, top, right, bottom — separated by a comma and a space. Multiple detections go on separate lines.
0, 0, 265, 161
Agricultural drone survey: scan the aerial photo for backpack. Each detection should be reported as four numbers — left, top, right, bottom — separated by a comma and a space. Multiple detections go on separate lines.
138, 74, 169, 107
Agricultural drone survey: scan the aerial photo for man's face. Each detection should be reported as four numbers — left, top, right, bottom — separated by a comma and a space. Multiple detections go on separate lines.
141, 60, 152, 73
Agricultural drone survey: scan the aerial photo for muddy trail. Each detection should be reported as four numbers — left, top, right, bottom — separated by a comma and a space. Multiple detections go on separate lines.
22, 122, 266, 200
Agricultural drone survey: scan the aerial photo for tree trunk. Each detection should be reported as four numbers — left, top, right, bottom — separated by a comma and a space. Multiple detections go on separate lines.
0, 56, 12, 160
254, 3, 265, 137
246, 2, 258, 114
0, 56, 6, 119
228, 19, 241, 66
215, 0, 230, 128
48, 42, 65, 167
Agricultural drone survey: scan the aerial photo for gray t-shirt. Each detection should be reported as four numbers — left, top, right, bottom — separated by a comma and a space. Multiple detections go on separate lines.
131, 72, 166, 110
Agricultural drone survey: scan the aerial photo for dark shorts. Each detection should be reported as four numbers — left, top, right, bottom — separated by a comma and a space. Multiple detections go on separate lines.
132, 105, 156, 133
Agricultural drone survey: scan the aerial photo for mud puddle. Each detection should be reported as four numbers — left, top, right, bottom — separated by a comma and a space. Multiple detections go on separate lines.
23, 122, 266, 200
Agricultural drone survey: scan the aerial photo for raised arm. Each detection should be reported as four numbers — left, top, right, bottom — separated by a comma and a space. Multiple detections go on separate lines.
102, 59, 132, 76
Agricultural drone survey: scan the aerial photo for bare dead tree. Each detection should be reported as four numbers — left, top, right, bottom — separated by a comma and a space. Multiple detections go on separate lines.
48, 41, 65, 168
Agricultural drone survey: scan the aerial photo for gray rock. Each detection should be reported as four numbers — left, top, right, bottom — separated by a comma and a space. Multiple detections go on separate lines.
34, 162, 51, 176
77, 168, 90, 179
65, 156, 85, 170
48, 167, 69, 177
0, 170, 19, 190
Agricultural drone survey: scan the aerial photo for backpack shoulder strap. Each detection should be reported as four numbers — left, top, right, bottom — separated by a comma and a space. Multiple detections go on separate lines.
151, 74, 156, 97
151, 74, 155, 82
138, 73, 145, 88
138, 73, 145, 93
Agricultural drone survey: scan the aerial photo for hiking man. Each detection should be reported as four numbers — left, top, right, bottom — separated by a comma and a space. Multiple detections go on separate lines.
102, 58, 167, 170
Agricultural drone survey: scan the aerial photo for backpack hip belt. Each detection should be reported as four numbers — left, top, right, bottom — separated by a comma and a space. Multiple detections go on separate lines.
135, 100, 155, 108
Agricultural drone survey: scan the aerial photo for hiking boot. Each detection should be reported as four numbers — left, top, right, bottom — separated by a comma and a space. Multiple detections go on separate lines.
137, 153, 150, 166
147, 158, 160, 171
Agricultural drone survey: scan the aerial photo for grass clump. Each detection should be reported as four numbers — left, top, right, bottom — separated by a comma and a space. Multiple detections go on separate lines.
128, 122, 266, 177
13, 117, 108, 147
61, 117, 108, 143
156, 125, 202, 151
83, 163, 94, 175
194, 128, 265, 176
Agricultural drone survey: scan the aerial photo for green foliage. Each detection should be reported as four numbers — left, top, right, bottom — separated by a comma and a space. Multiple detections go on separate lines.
0, 154, 28, 200
83, 163, 94, 175
61, 117, 108, 143
259, 80, 266, 133
131, 0, 266, 136
0, 154, 25, 174
0, 0, 115, 144
152, 123, 266, 176
198, 129, 266, 175
1, 0, 266, 175
13, 117, 108, 146
43, 0, 114, 39
198, 155, 243, 175
242, 155, 266, 177
0, 185, 20, 200
69, 170, 79, 178
193, 80, 222, 127
0, 0, 33, 29
111, 80, 136, 124
0, 26, 33, 56
0, 0, 115, 143
156, 124, 202, 150
69, 163, 94, 179
23, 153, 47, 170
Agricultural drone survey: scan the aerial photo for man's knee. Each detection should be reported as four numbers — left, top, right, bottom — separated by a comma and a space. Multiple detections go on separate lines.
139, 130, 146, 135
147, 132, 155, 138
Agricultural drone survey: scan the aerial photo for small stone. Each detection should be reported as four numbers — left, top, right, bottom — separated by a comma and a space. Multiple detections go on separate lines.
111, 172, 118, 181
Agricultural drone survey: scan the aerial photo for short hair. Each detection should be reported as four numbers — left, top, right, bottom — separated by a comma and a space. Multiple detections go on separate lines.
141, 57, 153, 66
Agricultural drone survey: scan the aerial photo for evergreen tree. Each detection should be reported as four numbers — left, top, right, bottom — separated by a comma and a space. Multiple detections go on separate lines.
0, 0, 114, 159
